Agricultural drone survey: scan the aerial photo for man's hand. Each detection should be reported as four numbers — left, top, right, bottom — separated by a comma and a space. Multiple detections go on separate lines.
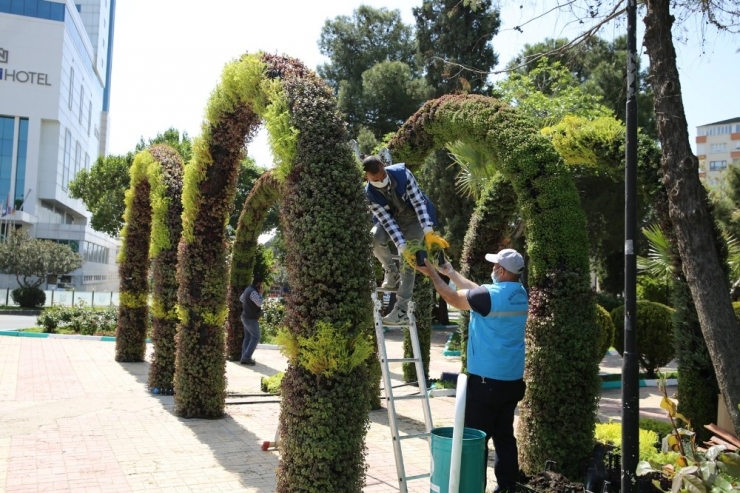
424, 231, 449, 252
415, 258, 439, 279
437, 260, 454, 276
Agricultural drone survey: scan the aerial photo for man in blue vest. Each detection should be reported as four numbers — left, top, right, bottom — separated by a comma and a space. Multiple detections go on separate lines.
415, 248, 529, 492
239, 279, 264, 366
363, 154, 449, 325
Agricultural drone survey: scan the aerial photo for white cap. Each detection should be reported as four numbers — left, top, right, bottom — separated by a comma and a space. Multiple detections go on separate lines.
484, 248, 525, 274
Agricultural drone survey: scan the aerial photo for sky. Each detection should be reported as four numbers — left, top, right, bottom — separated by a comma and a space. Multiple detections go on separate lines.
107, 0, 740, 168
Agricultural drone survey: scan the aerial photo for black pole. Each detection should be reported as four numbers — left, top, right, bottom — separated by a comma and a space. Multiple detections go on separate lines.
622, 0, 639, 492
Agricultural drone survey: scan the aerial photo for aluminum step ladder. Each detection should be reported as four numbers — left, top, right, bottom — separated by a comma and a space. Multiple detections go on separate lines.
372, 289, 434, 492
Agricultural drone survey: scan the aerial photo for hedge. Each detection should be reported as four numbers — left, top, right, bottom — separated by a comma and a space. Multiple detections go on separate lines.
611, 301, 675, 378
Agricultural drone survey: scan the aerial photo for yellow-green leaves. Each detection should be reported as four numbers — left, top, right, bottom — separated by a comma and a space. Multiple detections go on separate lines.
277, 321, 373, 377
542, 115, 623, 168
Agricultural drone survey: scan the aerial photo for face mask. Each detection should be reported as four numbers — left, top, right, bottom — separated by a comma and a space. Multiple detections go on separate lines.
370, 175, 390, 188
491, 268, 502, 284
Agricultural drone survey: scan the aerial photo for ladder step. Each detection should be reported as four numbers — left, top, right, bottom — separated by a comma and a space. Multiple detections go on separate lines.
404, 473, 431, 482
376, 287, 398, 293
389, 394, 424, 401
399, 432, 431, 440
385, 358, 419, 364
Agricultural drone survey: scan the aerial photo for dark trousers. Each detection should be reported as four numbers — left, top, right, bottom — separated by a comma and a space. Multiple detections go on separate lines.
464, 374, 526, 492
240, 316, 260, 362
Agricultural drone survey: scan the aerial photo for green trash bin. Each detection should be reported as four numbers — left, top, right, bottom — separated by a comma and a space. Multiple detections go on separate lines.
430, 426, 486, 493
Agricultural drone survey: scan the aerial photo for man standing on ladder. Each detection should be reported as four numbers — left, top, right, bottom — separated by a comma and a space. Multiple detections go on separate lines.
415, 249, 529, 493
363, 153, 448, 325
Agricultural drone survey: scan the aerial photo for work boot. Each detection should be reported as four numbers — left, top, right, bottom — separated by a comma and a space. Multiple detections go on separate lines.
381, 269, 400, 290
383, 306, 409, 326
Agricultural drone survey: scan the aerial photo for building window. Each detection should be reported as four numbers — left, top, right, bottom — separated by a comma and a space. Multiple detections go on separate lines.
68, 67, 74, 110
14, 118, 28, 210
84, 152, 90, 171
709, 160, 728, 171
0, 0, 65, 21
736, 124, 740, 133
62, 129, 71, 190
83, 241, 110, 264
87, 101, 92, 134
0, 116, 15, 205
710, 143, 727, 153
74, 141, 81, 178
78, 85, 85, 124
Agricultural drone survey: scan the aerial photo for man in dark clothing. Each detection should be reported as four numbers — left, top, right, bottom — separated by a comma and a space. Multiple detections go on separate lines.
415, 249, 529, 492
239, 279, 264, 365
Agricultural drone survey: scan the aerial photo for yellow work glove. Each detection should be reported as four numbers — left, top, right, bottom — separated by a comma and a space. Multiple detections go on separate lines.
425, 231, 449, 252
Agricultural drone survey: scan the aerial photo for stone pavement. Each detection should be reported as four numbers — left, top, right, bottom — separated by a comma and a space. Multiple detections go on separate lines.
0, 320, 674, 493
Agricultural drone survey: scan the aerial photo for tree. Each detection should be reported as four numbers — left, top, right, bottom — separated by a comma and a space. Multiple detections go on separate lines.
414, 0, 500, 97
230, 157, 278, 232
318, 6, 419, 135
507, 36, 657, 138
0, 229, 83, 288
135, 127, 192, 163
643, 0, 740, 434
68, 152, 132, 237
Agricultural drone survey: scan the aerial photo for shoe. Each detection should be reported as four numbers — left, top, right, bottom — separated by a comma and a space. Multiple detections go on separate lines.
383, 306, 409, 326
240, 359, 256, 366
381, 269, 400, 290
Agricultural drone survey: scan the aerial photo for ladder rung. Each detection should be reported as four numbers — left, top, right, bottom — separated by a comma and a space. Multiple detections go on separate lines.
399, 432, 431, 440
390, 394, 424, 401
404, 473, 431, 482
386, 357, 418, 363
376, 287, 398, 293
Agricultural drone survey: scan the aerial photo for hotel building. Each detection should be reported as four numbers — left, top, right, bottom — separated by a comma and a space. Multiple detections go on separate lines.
0, 0, 119, 291
696, 117, 740, 188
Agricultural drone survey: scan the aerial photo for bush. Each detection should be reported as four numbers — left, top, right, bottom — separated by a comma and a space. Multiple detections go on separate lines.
637, 275, 672, 306
595, 291, 622, 313
260, 297, 285, 343
595, 421, 660, 461
260, 372, 284, 395
11, 286, 46, 308
595, 304, 615, 357
37, 302, 117, 335
638, 417, 674, 441
611, 301, 675, 378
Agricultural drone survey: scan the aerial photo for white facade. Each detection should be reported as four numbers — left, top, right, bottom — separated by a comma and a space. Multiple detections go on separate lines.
696, 117, 740, 188
0, 0, 119, 291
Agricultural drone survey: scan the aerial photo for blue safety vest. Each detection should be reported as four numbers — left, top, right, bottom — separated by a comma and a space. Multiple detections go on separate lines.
365, 164, 438, 226
468, 282, 528, 381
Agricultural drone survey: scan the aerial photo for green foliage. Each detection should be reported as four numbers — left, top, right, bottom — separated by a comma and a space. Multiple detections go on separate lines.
500, 61, 614, 129
318, 5, 418, 136
11, 286, 46, 308
226, 170, 281, 361
403, 275, 434, 382
611, 301, 675, 378
637, 274, 672, 306
639, 418, 676, 441
595, 291, 622, 313
260, 297, 285, 343
135, 127, 192, 163
0, 229, 83, 289
445, 140, 496, 200
414, 0, 500, 97
390, 93, 598, 478
68, 153, 132, 236
595, 421, 660, 462
260, 372, 284, 395
595, 304, 615, 358
37, 302, 117, 335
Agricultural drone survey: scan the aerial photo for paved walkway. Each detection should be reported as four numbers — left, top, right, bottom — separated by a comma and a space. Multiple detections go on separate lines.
0, 317, 673, 493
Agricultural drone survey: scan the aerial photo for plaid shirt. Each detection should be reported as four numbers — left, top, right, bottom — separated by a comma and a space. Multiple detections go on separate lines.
368, 168, 434, 250
249, 290, 263, 308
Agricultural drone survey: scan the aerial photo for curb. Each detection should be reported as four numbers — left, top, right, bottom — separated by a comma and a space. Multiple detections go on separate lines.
442, 332, 461, 357
601, 377, 677, 389
0, 330, 282, 350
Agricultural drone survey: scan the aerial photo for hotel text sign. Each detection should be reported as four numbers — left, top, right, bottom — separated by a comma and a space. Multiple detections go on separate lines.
0, 48, 52, 86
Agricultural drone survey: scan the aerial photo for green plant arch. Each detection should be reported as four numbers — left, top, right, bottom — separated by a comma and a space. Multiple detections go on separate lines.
389, 94, 601, 477
176, 53, 374, 491
115, 144, 184, 397
226, 169, 282, 361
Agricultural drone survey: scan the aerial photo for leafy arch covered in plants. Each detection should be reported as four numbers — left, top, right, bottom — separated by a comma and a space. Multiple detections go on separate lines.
115, 144, 184, 397
177, 52, 374, 491
225, 169, 282, 361
389, 94, 600, 477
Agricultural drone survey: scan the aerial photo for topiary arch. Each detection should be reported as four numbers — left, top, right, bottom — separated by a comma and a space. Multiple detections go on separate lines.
115, 145, 184, 396
389, 94, 601, 477
176, 53, 375, 491
225, 169, 282, 361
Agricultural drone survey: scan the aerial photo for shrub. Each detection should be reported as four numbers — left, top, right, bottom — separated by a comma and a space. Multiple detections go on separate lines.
637, 274, 671, 306
595, 304, 615, 357
595, 421, 660, 462
595, 291, 622, 313
11, 286, 46, 308
611, 301, 675, 378
260, 297, 285, 343
260, 372, 284, 395
37, 302, 117, 335
638, 418, 674, 441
